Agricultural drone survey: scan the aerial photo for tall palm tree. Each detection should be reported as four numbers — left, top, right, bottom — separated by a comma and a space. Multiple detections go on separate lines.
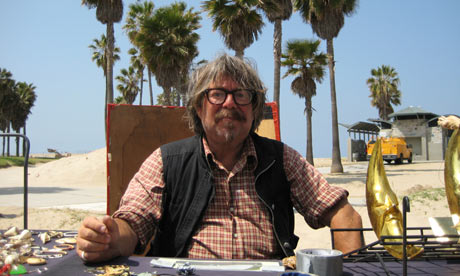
11, 82, 37, 156
128, 48, 145, 105
294, 0, 358, 173
88, 34, 120, 128
367, 65, 401, 121
260, 0, 292, 120
124, 1, 155, 105
281, 39, 327, 165
202, 0, 264, 58
82, 0, 123, 130
136, 2, 201, 106
116, 66, 140, 104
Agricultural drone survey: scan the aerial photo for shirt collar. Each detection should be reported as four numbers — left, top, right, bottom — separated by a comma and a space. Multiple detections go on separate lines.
202, 135, 258, 171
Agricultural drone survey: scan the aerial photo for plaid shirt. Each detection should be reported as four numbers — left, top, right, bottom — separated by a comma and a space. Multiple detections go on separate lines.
113, 136, 347, 259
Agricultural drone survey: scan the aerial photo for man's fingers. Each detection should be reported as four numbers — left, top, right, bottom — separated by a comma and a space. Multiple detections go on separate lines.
79, 221, 110, 244
77, 248, 111, 263
81, 216, 108, 234
102, 215, 118, 234
77, 233, 109, 252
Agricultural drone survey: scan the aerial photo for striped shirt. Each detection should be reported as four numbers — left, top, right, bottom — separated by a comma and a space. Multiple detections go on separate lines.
113, 136, 347, 259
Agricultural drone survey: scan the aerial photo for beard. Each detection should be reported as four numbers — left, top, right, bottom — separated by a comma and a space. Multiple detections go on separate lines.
214, 109, 246, 143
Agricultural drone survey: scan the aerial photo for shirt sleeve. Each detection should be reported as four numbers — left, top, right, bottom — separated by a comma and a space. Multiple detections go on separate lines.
112, 148, 165, 253
283, 144, 348, 229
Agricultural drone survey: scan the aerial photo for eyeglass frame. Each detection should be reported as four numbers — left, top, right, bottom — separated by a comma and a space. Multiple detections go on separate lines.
202, 87, 255, 106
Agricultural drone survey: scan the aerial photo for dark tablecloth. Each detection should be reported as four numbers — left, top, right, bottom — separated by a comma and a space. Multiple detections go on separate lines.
24, 252, 460, 276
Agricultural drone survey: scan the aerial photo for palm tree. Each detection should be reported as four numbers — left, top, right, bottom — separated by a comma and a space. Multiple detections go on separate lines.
11, 82, 37, 156
128, 48, 145, 105
294, 0, 358, 173
259, 0, 292, 121
124, 1, 155, 105
82, 0, 123, 130
202, 0, 264, 58
0, 68, 17, 156
136, 2, 201, 106
281, 39, 327, 165
88, 35, 121, 77
116, 66, 140, 104
367, 65, 401, 121
88, 34, 120, 128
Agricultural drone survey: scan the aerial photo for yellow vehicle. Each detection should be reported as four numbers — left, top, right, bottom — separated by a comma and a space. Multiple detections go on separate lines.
367, 137, 413, 164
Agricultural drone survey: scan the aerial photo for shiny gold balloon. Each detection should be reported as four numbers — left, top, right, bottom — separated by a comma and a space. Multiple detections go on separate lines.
444, 129, 460, 228
366, 138, 423, 259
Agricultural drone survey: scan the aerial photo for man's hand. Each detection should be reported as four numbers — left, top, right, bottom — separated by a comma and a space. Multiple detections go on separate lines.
76, 216, 137, 263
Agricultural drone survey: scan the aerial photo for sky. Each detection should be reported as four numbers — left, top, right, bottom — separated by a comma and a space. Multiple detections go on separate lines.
1, 1, 459, 158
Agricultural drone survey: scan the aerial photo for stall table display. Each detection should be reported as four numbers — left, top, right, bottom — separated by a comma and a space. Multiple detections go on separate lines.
2, 227, 460, 276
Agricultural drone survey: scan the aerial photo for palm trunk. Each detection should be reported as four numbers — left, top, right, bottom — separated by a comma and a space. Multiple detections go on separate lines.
327, 39, 343, 173
148, 68, 154, 105
273, 19, 282, 132
306, 98, 314, 165
235, 49, 244, 59
15, 129, 20, 157
105, 22, 115, 139
175, 92, 180, 106
383, 92, 388, 121
6, 124, 10, 156
164, 86, 171, 106
139, 70, 144, 105
106, 23, 115, 105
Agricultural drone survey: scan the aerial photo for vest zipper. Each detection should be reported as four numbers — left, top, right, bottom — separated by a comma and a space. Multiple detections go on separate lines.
254, 159, 288, 257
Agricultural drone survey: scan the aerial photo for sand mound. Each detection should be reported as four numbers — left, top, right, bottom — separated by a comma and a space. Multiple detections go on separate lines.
29, 148, 107, 187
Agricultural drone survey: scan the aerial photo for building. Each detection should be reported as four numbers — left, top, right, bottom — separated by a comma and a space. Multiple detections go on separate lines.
344, 106, 456, 162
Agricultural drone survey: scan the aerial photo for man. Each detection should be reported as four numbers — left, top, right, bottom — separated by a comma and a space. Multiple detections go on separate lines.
77, 53, 363, 263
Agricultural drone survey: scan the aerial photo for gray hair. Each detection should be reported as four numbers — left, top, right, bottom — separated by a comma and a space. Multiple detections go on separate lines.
185, 53, 267, 135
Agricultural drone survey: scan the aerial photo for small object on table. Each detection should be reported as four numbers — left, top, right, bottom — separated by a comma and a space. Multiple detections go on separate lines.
55, 237, 77, 244
177, 262, 195, 275
9, 264, 27, 275
54, 243, 75, 251
27, 257, 47, 265
4, 227, 18, 237
282, 255, 296, 270
38, 232, 51, 244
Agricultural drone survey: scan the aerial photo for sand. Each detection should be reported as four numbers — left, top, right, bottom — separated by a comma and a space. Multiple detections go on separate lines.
0, 148, 450, 252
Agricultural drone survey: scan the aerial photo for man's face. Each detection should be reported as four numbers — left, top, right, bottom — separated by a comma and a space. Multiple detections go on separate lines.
196, 75, 254, 145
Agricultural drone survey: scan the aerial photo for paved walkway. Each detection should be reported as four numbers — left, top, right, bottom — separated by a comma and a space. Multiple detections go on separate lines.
0, 166, 106, 212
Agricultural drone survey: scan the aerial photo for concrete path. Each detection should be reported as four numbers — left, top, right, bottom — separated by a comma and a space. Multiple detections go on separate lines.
0, 166, 106, 212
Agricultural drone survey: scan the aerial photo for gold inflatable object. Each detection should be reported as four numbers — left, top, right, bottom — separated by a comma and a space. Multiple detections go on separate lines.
366, 138, 423, 259
444, 129, 460, 228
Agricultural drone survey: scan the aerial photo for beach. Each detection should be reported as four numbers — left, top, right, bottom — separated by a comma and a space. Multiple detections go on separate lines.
0, 148, 449, 251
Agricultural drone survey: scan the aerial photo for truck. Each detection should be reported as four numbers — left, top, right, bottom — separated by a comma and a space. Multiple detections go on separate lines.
367, 137, 413, 164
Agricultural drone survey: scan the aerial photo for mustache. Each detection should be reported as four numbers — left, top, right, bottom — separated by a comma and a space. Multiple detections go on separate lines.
215, 109, 246, 122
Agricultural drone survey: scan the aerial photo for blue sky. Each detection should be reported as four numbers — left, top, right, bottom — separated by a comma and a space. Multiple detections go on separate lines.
1, 1, 459, 157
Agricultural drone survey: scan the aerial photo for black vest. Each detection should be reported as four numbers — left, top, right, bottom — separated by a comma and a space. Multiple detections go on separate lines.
148, 133, 298, 258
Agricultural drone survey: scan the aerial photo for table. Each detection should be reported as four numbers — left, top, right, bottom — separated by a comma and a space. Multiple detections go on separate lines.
20, 252, 460, 276
5, 230, 460, 276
